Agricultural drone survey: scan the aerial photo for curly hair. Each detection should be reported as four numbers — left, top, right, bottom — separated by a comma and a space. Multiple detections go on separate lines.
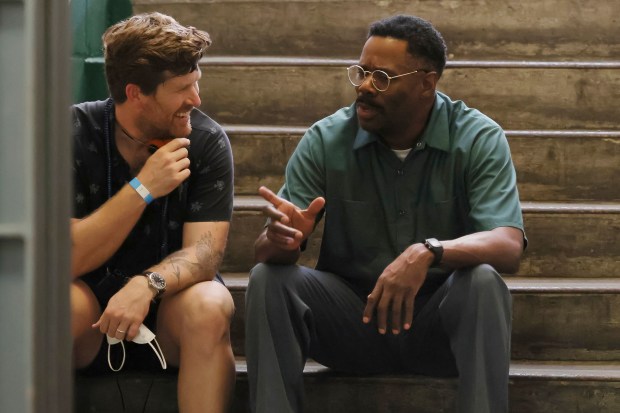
102, 12, 211, 102
368, 15, 447, 77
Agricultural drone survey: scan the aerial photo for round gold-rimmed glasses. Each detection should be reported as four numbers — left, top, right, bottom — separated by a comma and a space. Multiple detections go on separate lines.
347, 64, 428, 92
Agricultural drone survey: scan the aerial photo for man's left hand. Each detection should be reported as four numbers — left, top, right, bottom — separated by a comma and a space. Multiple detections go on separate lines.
362, 243, 434, 334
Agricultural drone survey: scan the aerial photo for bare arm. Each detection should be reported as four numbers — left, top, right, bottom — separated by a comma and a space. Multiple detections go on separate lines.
70, 189, 146, 278
440, 226, 524, 274
93, 220, 229, 340
71, 138, 191, 278
146, 220, 230, 295
364, 226, 524, 334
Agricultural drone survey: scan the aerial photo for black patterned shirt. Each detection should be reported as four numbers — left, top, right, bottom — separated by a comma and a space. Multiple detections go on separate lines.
72, 99, 234, 280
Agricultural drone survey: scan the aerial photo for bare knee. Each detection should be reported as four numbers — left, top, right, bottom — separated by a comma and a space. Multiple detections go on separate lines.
71, 280, 103, 368
71, 280, 100, 337
182, 283, 235, 344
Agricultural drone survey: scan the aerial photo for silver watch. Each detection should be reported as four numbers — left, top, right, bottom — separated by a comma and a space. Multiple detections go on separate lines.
140, 271, 166, 299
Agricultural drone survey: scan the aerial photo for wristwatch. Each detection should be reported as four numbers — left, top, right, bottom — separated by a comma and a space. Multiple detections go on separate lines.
424, 238, 444, 267
139, 271, 167, 299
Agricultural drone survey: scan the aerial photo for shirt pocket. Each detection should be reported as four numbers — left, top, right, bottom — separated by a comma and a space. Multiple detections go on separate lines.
326, 199, 383, 258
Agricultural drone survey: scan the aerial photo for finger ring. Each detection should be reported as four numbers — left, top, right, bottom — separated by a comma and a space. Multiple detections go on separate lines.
116, 329, 125, 333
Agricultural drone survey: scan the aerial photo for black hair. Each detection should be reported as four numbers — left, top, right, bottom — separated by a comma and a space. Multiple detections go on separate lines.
368, 15, 447, 77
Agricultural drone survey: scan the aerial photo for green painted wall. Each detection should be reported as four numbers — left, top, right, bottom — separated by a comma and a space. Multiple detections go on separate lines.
71, 0, 132, 103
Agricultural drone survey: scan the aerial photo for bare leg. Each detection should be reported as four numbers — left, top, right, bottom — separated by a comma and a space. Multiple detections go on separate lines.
157, 280, 236, 413
71, 279, 103, 368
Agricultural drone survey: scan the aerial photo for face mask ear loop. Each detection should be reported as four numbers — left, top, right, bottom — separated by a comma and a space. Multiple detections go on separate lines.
107, 340, 126, 372
147, 338, 167, 370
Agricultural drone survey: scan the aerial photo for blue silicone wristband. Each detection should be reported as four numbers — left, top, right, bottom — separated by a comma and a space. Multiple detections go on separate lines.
129, 177, 154, 204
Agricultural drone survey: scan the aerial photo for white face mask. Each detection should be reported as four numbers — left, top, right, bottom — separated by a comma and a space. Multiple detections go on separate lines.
106, 324, 167, 371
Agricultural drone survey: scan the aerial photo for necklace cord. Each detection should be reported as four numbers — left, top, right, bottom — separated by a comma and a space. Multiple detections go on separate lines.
117, 122, 158, 153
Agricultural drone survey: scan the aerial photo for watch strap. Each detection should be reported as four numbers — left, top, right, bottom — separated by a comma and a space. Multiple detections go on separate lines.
139, 271, 166, 299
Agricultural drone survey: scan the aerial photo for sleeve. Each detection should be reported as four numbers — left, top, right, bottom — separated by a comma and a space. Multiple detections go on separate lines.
185, 127, 234, 222
466, 126, 524, 233
72, 108, 92, 219
278, 124, 326, 210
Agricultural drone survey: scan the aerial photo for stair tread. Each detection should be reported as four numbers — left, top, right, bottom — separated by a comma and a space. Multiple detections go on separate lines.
199, 56, 620, 68
222, 273, 620, 293
76, 358, 620, 381
231, 358, 620, 381
223, 124, 620, 138
232, 196, 620, 213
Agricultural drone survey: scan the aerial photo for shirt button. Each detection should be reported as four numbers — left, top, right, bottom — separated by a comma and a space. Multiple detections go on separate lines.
399, 209, 407, 216
416, 142, 422, 147
397, 169, 404, 176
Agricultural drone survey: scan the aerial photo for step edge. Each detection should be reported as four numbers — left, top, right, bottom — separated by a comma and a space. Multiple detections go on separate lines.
223, 125, 620, 139
85, 55, 620, 69
232, 197, 620, 214
75, 358, 620, 382
196, 56, 620, 69
236, 359, 620, 381
223, 273, 620, 294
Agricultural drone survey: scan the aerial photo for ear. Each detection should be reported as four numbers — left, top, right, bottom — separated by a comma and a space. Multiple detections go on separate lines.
420, 72, 439, 98
124, 83, 143, 103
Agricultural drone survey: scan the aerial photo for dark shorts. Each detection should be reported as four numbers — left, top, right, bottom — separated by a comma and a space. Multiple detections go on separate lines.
77, 269, 225, 376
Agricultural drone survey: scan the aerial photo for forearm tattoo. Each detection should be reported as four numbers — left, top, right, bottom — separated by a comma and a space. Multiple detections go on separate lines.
163, 230, 224, 285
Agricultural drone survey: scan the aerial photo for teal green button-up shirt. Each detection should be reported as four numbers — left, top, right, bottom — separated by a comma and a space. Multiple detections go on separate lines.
279, 92, 524, 293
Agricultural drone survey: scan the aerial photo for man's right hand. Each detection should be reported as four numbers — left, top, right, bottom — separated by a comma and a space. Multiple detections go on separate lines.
137, 138, 191, 199
92, 276, 154, 341
258, 186, 325, 251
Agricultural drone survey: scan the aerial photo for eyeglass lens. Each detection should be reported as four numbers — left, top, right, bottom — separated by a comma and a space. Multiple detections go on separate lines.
348, 66, 390, 91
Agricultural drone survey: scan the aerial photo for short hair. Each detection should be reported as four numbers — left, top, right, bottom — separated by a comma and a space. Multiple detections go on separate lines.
102, 12, 212, 103
368, 15, 447, 77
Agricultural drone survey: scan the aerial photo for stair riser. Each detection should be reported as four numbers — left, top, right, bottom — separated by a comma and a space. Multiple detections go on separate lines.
200, 65, 620, 129
229, 132, 620, 202
228, 288, 620, 361
511, 293, 620, 361
134, 1, 620, 60
77, 374, 620, 413
223, 211, 620, 278
520, 213, 620, 278
509, 135, 620, 202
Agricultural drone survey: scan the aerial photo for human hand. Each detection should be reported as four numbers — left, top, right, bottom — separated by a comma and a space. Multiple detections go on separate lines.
92, 276, 154, 341
362, 244, 434, 334
137, 138, 191, 199
258, 186, 325, 251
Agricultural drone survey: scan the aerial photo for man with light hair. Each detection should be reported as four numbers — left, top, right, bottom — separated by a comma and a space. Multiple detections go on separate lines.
71, 13, 235, 412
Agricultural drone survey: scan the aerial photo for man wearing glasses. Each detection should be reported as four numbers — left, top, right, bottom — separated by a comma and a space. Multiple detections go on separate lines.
245, 15, 525, 413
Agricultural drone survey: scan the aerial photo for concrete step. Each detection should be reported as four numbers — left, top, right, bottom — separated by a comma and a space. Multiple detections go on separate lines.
76, 359, 620, 412
226, 126, 620, 202
224, 273, 620, 362
198, 58, 620, 130
134, 0, 620, 60
223, 198, 620, 278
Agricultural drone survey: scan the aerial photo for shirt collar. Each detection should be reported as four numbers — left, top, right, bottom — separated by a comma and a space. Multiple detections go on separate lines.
352, 92, 451, 152
418, 92, 450, 152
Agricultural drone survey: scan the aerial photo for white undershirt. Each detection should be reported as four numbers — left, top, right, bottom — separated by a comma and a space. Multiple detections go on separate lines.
392, 148, 412, 162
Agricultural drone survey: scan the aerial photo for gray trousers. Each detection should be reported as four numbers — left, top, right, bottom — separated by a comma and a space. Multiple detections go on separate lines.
245, 263, 512, 413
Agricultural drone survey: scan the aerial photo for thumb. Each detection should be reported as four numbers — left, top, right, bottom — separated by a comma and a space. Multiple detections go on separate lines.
305, 197, 325, 218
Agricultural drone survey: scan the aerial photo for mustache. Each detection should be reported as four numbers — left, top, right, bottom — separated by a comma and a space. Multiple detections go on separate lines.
355, 96, 381, 109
